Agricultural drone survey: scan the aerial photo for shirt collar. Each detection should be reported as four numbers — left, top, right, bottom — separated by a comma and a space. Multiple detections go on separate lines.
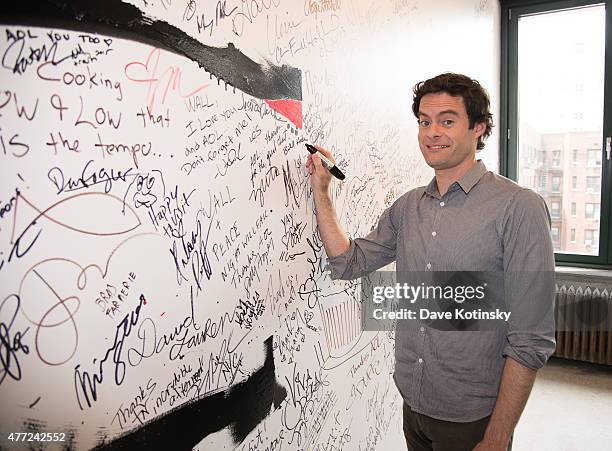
422, 160, 488, 198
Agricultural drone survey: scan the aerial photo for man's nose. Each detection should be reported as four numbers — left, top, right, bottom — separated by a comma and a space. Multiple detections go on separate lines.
426, 123, 442, 138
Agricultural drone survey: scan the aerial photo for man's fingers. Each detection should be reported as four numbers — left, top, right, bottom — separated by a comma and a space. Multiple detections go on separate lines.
306, 156, 314, 174
311, 153, 323, 168
313, 145, 336, 164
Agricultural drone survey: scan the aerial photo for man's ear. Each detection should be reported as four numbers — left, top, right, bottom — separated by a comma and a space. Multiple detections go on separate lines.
473, 122, 486, 138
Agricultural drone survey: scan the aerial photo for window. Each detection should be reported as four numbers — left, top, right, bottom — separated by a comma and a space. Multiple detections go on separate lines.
551, 201, 561, 218
584, 229, 599, 247
538, 175, 547, 192
585, 203, 600, 219
587, 149, 602, 166
502, 0, 611, 265
539, 150, 547, 165
586, 176, 601, 193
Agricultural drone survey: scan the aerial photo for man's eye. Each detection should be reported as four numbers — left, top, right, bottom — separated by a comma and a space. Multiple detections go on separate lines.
419, 120, 430, 127
442, 120, 455, 126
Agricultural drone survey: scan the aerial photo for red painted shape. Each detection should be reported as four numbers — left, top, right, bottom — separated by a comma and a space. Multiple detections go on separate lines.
264, 99, 303, 129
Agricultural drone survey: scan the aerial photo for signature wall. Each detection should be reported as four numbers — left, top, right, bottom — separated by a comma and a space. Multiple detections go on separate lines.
0, 0, 499, 449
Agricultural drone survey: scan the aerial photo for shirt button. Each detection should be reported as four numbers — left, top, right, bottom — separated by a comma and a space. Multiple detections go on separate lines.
432, 231, 437, 237
418, 358, 423, 363
426, 263, 432, 269
440, 201, 445, 207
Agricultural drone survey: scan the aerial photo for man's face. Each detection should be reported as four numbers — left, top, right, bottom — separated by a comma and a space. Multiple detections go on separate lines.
417, 92, 485, 171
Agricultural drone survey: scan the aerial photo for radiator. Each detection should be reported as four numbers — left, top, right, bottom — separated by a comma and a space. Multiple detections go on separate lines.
554, 274, 612, 365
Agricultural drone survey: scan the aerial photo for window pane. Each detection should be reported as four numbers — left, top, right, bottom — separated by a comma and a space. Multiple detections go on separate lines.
584, 229, 599, 247
586, 176, 601, 192
587, 149, 602, 166
551, 201, 561, 218
517, 4, 605, 256
585, 203, 600, 219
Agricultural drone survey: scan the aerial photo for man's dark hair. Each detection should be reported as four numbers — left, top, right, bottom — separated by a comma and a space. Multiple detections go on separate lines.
412, 73, 493, 150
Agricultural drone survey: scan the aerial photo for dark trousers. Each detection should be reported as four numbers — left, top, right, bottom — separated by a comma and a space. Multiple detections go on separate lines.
403, 402, 513, 451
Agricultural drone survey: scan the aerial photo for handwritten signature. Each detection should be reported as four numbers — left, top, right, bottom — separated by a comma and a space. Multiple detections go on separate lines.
0, 294, 30, 385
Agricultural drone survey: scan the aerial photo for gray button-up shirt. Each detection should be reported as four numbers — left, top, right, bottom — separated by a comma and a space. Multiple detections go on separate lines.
327, 160, 556, 422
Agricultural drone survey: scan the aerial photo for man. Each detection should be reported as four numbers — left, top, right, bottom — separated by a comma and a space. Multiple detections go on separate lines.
306, 73, 556, 451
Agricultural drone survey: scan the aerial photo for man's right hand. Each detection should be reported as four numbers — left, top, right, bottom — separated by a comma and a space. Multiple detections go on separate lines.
306, 144, 334, 194
305, 144, 350, 259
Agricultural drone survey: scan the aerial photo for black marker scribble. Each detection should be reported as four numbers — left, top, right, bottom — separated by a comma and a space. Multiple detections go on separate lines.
0, 294, 30, 384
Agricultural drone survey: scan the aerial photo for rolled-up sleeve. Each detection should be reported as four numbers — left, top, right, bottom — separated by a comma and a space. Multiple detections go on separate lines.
327, 197, 403, 280
501, 189, 556, 370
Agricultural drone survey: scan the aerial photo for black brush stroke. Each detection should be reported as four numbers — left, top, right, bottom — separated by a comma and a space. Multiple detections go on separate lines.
0, 0, 301, 101
96, 336, 287, 450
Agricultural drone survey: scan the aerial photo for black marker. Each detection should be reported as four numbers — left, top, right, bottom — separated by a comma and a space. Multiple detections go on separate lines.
305, 144, 346, 180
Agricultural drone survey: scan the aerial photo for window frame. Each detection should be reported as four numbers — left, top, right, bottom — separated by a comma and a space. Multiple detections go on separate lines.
500, 0, 612, 268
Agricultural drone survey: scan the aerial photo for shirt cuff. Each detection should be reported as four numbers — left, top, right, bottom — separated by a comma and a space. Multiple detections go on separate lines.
325, 239, 356, 280
502, 332, 556, 370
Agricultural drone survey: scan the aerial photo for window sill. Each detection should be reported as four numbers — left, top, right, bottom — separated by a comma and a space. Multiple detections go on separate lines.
555, 265, 612, 282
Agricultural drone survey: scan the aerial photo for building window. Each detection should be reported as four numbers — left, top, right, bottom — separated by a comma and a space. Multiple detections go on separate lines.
539, 150, 547, 166
584, 229, 599, 247
585, 203, 600, 219
552, 150, 561, 167
551, 201, 561, 219
586, 176, 601, 193
502, 0, 609, 263
538, 175, 547, 192
587, 149, 602, 167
